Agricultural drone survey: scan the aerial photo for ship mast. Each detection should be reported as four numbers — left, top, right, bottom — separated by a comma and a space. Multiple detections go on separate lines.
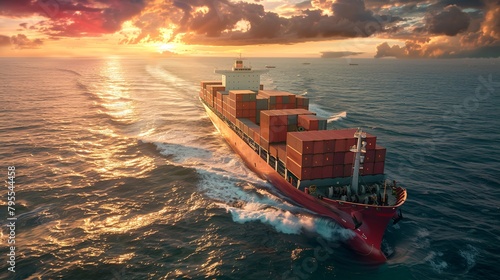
350, 128, 366, 194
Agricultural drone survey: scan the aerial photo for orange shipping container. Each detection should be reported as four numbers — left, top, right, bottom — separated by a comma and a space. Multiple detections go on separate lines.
287, 132, 315, 154
286, 158, 313, 180
286, 146, 313, 167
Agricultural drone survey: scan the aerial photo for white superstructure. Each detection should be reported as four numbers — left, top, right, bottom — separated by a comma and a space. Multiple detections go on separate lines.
214, 57, 268, 92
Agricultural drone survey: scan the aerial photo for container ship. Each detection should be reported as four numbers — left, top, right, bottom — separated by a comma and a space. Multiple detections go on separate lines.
199, 57, 407, 262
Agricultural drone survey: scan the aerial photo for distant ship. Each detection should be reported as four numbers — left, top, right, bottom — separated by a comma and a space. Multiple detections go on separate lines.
265, 65, 276, 68
199, 57, 407, 263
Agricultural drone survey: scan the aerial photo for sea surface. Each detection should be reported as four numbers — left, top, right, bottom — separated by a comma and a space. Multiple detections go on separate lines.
0, 56, 499, 280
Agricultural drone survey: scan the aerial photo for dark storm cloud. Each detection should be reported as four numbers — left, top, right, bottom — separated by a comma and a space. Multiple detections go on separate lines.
425, 5, 470, 36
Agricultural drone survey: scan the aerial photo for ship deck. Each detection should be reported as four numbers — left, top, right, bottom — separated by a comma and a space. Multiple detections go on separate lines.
201, 97, 402, 207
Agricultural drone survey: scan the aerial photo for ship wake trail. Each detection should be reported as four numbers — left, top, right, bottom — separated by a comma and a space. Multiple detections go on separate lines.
147, 129, 352, 242
328, 111, 347, 123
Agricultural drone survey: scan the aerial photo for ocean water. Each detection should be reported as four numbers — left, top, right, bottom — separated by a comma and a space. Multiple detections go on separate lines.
0, 56, 499, 280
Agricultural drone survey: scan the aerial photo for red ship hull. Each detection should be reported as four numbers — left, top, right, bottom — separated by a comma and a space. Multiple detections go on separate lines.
202, 102, 406, 263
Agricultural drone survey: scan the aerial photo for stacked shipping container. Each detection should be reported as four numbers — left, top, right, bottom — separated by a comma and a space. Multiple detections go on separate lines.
260, 109, 317, 149
201, 81, 385, 182
296, 96, 309, 110
227, 90, 258, 123
258, 90, 297, 109
286, 129, 386, 180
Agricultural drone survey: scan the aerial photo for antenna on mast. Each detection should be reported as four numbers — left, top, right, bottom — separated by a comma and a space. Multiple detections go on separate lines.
350, 128, 366, 195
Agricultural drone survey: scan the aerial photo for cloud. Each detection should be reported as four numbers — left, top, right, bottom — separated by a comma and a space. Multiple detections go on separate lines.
0, 0, 148, 37
321, 51, 364, 58
425, 5, 470, 36
0, 0, 498, 58
10, 34, 43, 49
374, 0, 500, 58
0, 35, 11, 47
162, 0, 401, 46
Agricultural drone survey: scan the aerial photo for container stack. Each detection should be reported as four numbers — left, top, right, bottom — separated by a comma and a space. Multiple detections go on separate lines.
258, 90, 297, 110
295, 96, 309, 110
206, 85, 225, 107
297, 114, 327, 131
255, 96, 269, 124
285, 129, 384, 180
215, 91, 229, 116
226, 90, 257, 123
236, 118, 261, 144
200, 81, 223, 107
260, 109, 316, 149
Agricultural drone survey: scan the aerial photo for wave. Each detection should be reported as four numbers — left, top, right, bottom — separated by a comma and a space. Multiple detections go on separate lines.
55, 68, 82, 76
328, 111, 347, 123
145, 125, 354, 242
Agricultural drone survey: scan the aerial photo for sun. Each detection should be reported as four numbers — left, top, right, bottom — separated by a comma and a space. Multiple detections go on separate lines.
158, 43, 177, 53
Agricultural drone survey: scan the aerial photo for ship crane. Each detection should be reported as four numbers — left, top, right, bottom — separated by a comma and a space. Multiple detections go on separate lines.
350, 128, 367, 195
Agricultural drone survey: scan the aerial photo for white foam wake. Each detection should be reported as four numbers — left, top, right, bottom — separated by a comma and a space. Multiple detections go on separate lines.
328, 111, 347, 123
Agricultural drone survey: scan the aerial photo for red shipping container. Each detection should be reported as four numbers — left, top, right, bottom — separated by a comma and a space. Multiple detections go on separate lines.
324, 139, 335, 152
365, 136, 377, 150
312, 167, 323, 179
333, 152, 345, 165
333, 165, 344, 178
313, 140, 324, 154
334, 139, 346, 152
344, 152, 355, 164
346, 138, 356, 151
362, 162, 374, 175
287, 132, 315, 154
268, 130, 287, 143
364, 150, 376, 163
313, 154, 324, 166
323, 153, 334, 165
322, 165, 333, 179
375, 146, 386, 162
344, 164, 353, 177
374, 162, 385, 174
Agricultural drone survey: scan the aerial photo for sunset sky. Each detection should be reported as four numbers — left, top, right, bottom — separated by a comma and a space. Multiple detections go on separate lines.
0, 0, 499, 58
